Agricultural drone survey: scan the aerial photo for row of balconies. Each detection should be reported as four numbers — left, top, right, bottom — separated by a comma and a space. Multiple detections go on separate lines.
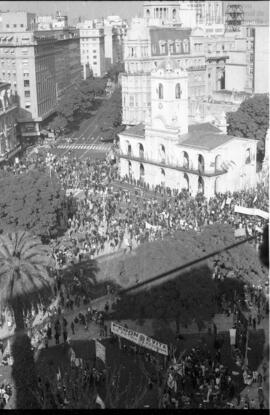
120, 150, 227, 177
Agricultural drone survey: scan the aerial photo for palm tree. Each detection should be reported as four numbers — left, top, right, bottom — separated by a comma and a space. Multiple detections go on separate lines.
0, 231, 54, 409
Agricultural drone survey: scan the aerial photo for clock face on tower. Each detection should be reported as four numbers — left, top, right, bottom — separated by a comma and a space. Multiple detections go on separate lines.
159, 103, 163, 109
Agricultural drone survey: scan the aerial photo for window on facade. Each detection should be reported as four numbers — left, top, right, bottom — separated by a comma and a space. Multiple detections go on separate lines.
208, 73, 211, 78
169, 42, 174, 54
21, 24, 24, 27
175, 41, 181, 53
25, 104, 31, 109
160, 43, 166, 54
24, 79, 30, 87
13, 24, 17, 28
24, 90, 30, 97
175, 83, 181, 99
183, 40, 188, 53
6, 24, 9, 28
245, 148, 251, 164
129, 96, 134, 107
172, 9, 176, 18
158, 83, 163, 99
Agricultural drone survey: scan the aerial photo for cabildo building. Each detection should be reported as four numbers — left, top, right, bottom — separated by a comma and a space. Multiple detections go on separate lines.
118, 59, 257, 199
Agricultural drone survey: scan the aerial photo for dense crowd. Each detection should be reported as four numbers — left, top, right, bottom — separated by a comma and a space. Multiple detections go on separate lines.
0, 149, 268, 272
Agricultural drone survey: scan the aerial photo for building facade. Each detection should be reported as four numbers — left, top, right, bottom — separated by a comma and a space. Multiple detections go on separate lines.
119, 59, 257, 199
77, 22, 105, 78
122, 18, 208, 125
36, 11, 68, 30
254, 25, 269, 93
0, 12, 82, 142
143, 1, 224, 27
225, 26, 255, 93
104, 16, 128, 71
0, 82, 20, 162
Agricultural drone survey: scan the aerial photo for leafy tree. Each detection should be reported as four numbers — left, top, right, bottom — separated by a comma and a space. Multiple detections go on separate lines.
107, 62, 124, 83
51, 78, 107, 130
0, 231, 54, 408
47, 114, 68, 135
0, 169, 67, 240
226, 94, 269, 163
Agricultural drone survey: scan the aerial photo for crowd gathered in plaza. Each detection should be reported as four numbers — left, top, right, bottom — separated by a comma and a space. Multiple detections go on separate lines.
0, 146, 268, 409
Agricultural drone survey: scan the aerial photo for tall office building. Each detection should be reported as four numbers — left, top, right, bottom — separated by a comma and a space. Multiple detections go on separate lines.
77, 21, 105, 78
0, 81, 19, 163
0, 11, 81, 144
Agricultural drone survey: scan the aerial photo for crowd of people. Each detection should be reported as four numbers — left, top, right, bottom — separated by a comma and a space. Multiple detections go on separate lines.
0, 148, 268, 273
0, 145, 268, 409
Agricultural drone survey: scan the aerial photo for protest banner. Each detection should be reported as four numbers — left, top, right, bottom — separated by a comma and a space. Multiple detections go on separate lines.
111, 322, 168, 356
234, 228, 246, 238
234, 206, 269, 220
255, 209, 269, 220
95, 340, 106, 364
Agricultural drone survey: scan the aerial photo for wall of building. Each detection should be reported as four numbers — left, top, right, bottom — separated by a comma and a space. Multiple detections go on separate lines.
0, 11, 37, 32
79, 28, 105, 77
254, 25, 269, 93
0, 83, 19, 160
225, 64, 246, 92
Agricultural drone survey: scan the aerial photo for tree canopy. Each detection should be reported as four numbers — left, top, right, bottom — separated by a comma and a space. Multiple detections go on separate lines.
47, 77, 107, 132
107, 62, 124, 83
0, 230, 53, 409
226, 94, 269, 163
0, 169, 67, 240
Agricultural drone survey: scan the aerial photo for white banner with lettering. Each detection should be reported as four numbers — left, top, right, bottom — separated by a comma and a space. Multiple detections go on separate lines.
234, 206, 269, 220
111, 322, 168, 356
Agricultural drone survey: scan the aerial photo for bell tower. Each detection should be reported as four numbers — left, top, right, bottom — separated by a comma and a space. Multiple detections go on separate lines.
149, 59, 188, 136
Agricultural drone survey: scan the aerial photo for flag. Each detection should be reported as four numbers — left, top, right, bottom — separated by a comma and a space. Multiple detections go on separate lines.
96, 394, 105, 409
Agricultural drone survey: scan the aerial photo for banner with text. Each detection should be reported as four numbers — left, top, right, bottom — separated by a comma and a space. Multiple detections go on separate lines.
234, 205, 269, 220
111, 322, 168, 356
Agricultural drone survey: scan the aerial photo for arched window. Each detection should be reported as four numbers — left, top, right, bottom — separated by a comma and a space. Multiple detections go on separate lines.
245, 148, 251, 164
172, 8, 176, 18
158, 83, 163, 99
198, 176, 204, 194
146, 9, 150, 17
161, 168, 165, 186
183, 39, 189, 53
175, 83, 182, 99
183, 173, 189, 190
140, 163, 145, 178
215, 177, 221, 195
127, 142, 132, 156
198, 154, 205, 173
128, 160, 132, 176
183, 151, 189, 169
160, 144, 166, 163
139, 143, 144, 159
215, 154, 222, 171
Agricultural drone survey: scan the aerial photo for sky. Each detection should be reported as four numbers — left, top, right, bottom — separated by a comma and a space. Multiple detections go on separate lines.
0, 1, 144, 23
0, 1, 268, 24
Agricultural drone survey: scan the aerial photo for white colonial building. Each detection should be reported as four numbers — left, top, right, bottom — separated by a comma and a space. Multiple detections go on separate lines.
119, 59, 258, 199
